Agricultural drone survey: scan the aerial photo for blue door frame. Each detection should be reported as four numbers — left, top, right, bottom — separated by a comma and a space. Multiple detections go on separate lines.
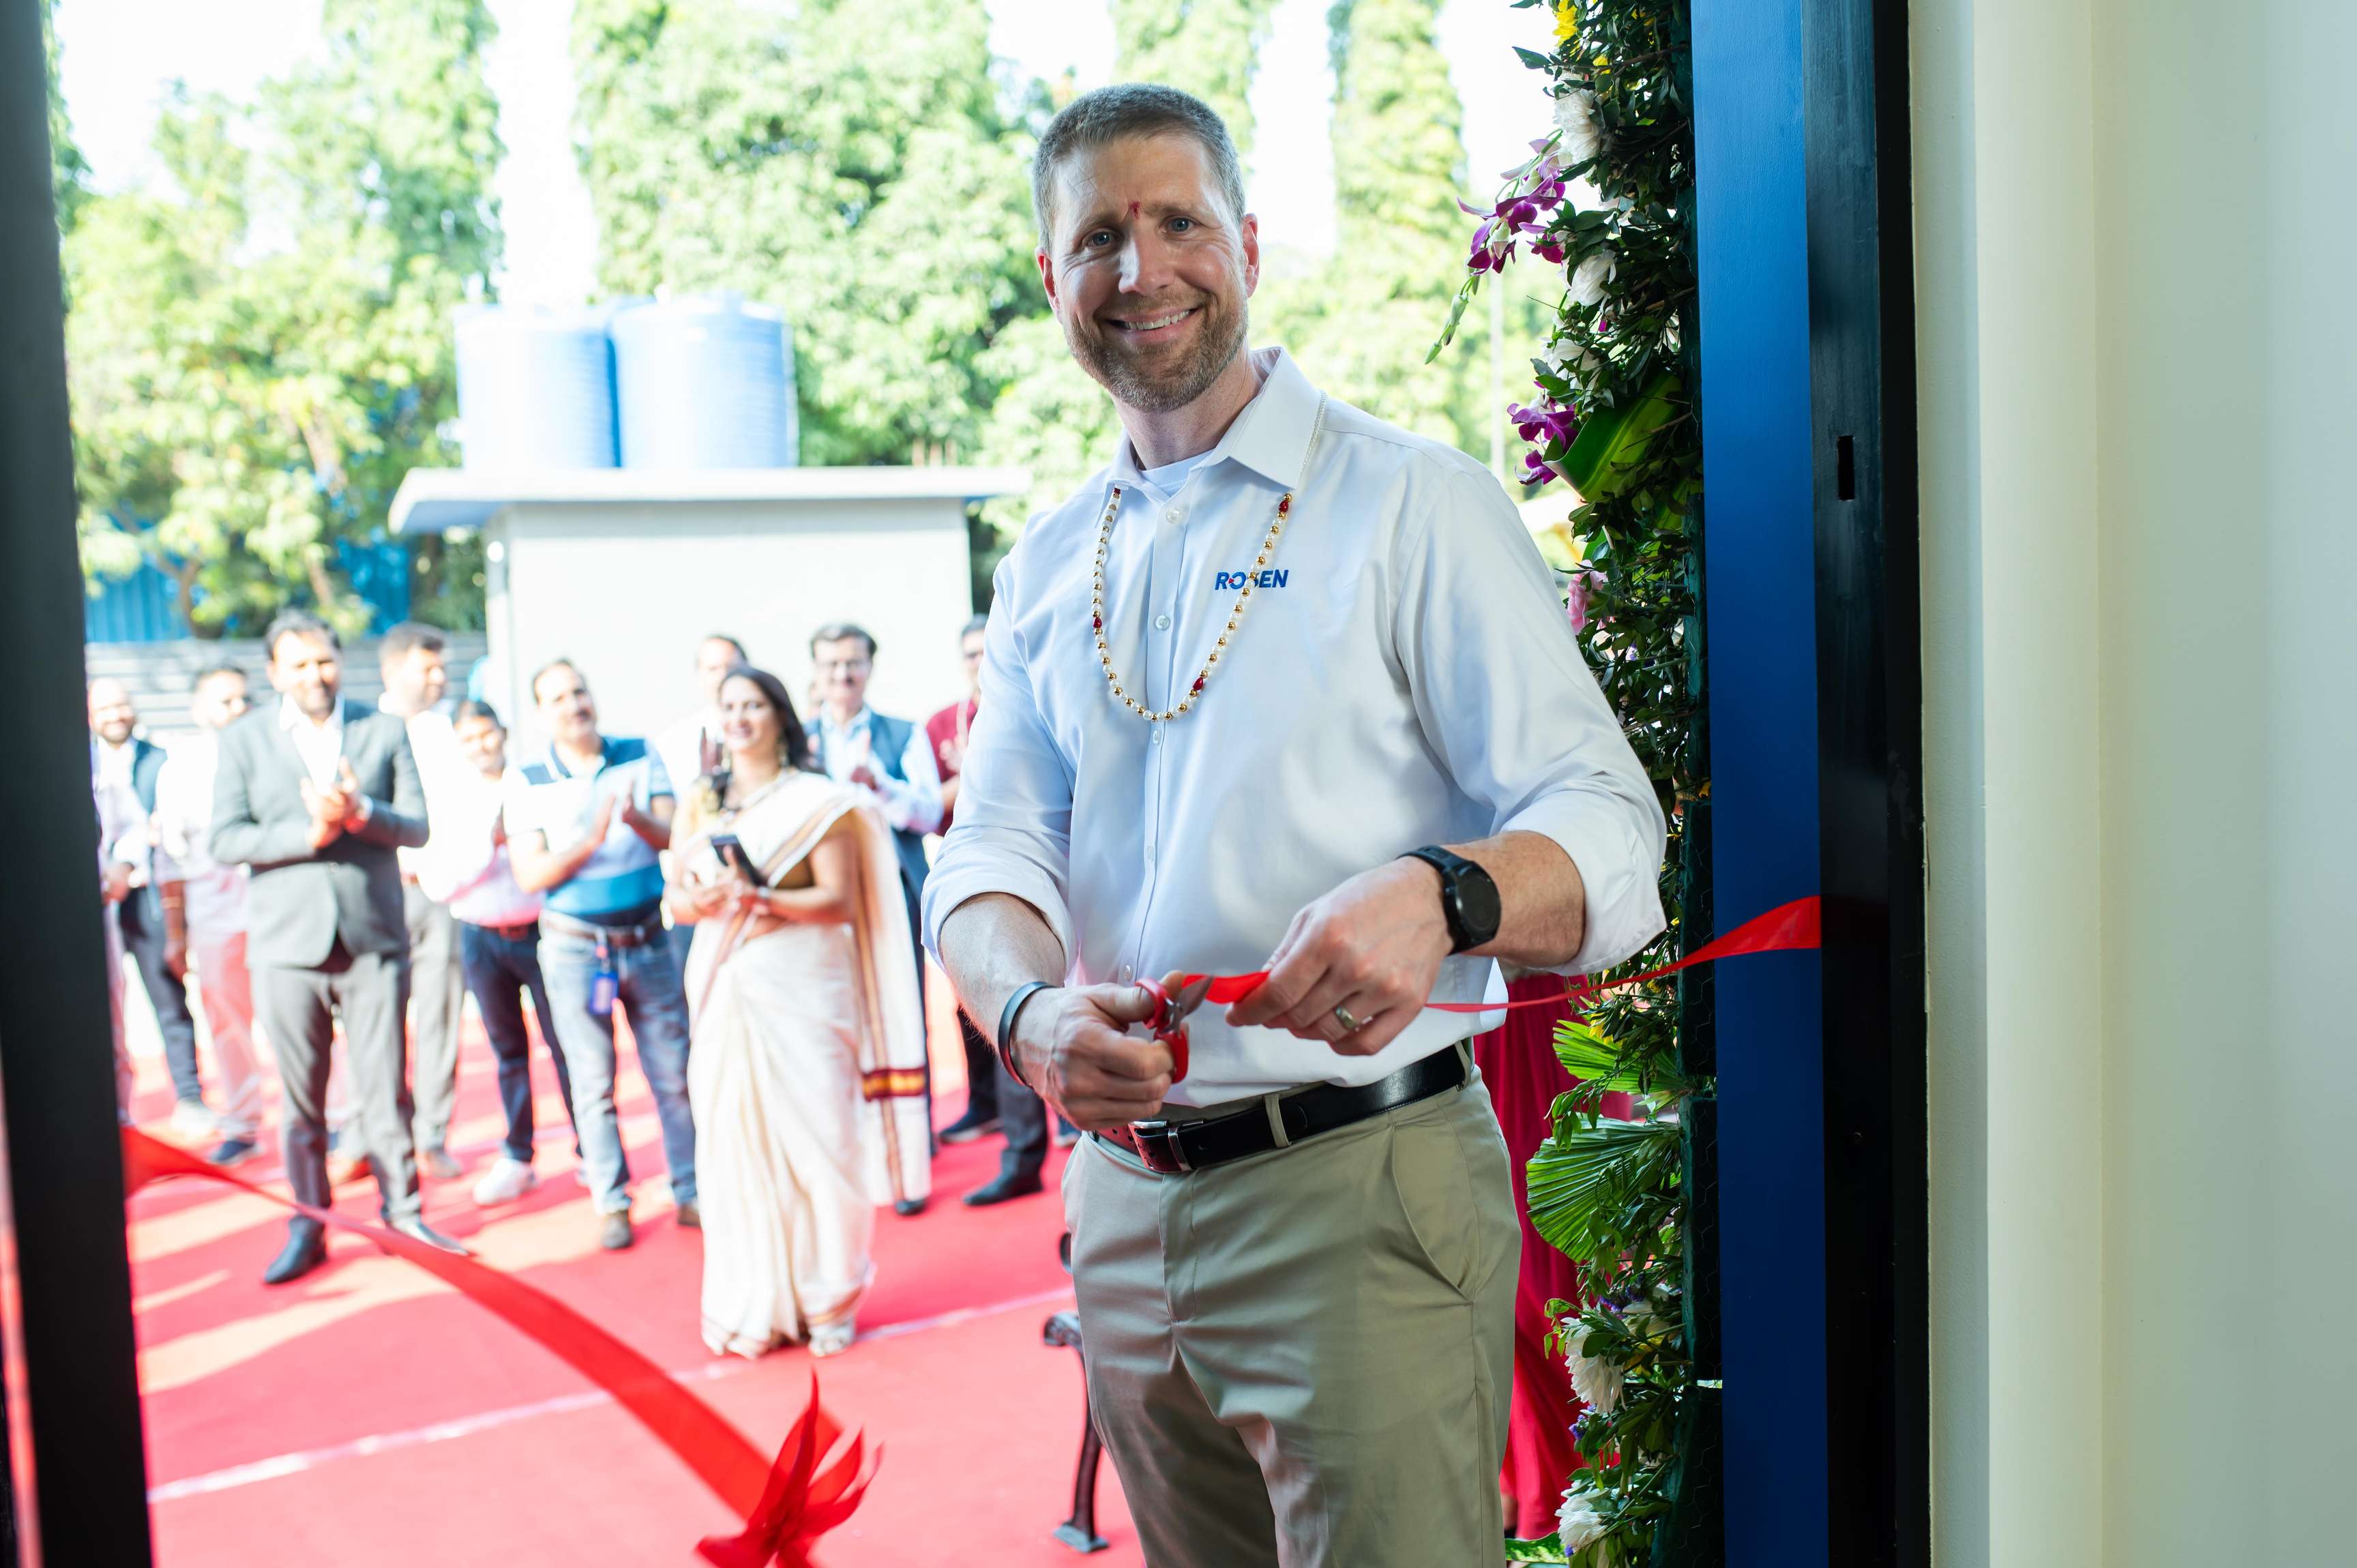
1693, 0, 1928, 1561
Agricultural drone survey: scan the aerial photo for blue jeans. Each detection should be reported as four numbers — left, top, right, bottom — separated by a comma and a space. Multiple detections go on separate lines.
539, 920, 696, 1213
458, 921, 576, 1164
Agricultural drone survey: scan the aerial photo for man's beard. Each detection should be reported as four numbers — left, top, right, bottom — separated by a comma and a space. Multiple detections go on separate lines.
1067, 293, 1248, 415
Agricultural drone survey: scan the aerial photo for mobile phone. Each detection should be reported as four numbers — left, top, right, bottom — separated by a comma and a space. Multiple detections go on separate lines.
709, 833, 758, 881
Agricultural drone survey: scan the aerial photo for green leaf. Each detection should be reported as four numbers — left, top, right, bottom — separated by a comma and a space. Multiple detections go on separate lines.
1513, 45, 1557, 70
1504, 1534, 1569, 1564
1526, 1119, 1682, 1258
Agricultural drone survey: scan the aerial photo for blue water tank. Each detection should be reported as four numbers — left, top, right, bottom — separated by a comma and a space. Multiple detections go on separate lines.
610, 295, 799, 468
454, 304, 620, 469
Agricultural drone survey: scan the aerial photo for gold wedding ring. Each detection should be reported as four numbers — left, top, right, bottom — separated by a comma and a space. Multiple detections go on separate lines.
1333, 1004, 1365, 1033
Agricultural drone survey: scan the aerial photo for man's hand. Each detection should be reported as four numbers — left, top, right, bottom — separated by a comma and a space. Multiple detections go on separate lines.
101, 861, 135, 904
299, 778, 349, 849
580, 795, 616, 853
848, 763, 882, 793
334, 760, 370, 827
1011, 978, 1181, 1132
164, 931, 188, 981
1224, 857, 1453, 1056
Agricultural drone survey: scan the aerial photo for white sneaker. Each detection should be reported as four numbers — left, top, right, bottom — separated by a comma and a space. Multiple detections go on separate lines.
472, 1157, 537, 1206
170, 1099, 218, 1138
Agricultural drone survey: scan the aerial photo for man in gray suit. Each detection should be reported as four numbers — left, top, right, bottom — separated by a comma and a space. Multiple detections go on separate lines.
211, 611, 471, 1284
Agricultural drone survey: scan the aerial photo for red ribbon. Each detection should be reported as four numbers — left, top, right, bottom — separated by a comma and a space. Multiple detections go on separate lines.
122, 1130, 873, 1564
1184, 893, 1823, 1011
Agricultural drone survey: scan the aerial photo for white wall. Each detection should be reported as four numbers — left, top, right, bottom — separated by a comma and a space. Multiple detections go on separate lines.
1913, 0, 2357, 1561
481, 497, 974, 750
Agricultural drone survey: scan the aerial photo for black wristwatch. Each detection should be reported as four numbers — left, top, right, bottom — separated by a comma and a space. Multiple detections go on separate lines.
1402, 846, 1502, 954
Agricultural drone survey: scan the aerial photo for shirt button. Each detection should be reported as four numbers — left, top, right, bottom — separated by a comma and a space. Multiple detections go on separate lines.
1143, 836, 1156, 857
1163, 506, 1183, 524
1116, 963, 1134, 985
1150, 729, 1163, 745
1153, 612, 1171, 630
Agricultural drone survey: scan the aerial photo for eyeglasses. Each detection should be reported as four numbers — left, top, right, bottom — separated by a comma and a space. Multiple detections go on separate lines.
814, 660, 870, 677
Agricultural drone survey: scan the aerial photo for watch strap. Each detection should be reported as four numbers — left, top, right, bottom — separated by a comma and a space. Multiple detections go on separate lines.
1403, 844, 1492, 954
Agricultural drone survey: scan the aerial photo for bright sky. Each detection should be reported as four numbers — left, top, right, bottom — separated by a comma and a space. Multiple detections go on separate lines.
52, 0, 1556, 305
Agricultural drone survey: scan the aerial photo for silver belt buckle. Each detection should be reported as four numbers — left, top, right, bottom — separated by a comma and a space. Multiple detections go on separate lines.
1129, 1119, 1191, 1174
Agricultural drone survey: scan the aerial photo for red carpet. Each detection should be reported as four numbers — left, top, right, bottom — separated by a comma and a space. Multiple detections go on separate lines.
126, 1002, 1142, 1567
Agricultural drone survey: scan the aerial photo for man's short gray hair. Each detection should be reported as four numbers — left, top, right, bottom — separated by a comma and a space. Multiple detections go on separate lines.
1032, 84, 1248, 252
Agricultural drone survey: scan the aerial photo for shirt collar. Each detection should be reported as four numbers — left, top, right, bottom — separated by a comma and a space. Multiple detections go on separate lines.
279, 695, 342, 733
542, 736, 612, 780
817, 706, 871, 738
1108, 346, 1324, 493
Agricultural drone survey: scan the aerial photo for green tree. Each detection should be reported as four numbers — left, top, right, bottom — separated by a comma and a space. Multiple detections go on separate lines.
1111, 0, 1283, 153
572, 0, 1046, 468
68, 0, 502, 634
1267, 0, 1482, 449
41, 0, 89, 237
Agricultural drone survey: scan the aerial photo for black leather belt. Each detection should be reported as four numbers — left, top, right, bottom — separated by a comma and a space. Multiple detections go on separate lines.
1096, 1043, 1470, 1176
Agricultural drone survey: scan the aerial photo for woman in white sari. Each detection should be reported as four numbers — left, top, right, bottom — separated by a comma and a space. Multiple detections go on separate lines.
666, 667, 932, 1358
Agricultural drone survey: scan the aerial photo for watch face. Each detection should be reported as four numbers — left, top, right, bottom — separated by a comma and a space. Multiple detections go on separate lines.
1457, 863, 1503, 943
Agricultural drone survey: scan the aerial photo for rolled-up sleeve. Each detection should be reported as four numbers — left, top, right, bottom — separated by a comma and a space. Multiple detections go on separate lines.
1392, 462, 1668, 975
921, 550, 1078, 967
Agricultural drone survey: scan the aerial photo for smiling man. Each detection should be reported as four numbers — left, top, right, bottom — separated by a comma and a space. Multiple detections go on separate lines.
926, 85, 1667, 1567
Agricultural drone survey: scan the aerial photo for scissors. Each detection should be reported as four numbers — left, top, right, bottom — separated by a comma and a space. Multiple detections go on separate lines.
1131, 975, 1213, 1084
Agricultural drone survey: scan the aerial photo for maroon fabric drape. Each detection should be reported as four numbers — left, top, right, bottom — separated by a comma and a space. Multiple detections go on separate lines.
1474, 975, 1633, 1538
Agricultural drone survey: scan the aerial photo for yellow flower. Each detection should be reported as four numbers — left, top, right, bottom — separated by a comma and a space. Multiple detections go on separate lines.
1554, 3, 1579, 42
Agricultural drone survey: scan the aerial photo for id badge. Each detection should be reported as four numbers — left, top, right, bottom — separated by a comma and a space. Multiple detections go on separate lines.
589, 936, 619, 1018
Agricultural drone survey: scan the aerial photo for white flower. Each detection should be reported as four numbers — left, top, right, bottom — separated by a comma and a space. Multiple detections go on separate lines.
1553, 89, 1605, 166
1569, 248, 1617, 309
1565, 1323, 1624, 1416
1557, 1483, 1612, 1558
1543, 335, 1601, 383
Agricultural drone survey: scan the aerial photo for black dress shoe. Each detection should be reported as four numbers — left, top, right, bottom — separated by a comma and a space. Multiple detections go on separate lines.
205, 1136, 259, 1166
893, 1196, 928, 1217
962, 1170, 1045, 1207
263, 1222, 328, 1286
391, 1217, 471, 1257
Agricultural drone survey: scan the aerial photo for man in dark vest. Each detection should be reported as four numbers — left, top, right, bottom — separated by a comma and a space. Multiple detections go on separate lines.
88, 675, 210, 1131
808, 621, 940, 1215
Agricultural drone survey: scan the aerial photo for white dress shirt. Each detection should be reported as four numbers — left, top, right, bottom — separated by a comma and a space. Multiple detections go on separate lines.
395, 707, 463, 878
152, 731, 249, 934
278, 695, 345, 787
814, 706, 945, 836
923, 347, 1667, 1106
415, 763, 542, 928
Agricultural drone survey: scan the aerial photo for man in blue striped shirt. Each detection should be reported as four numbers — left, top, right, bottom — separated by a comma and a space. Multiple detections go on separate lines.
506, 659, 696, 1252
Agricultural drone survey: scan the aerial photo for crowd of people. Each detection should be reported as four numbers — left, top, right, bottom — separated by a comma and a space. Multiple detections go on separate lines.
92, 607, 1035, 1359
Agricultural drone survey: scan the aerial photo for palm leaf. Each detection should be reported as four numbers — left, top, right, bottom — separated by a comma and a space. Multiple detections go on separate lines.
1526, 1117, 1681, 1258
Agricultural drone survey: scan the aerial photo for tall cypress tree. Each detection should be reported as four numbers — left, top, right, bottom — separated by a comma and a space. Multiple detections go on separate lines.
1269, 0, 1479, 447
1110, 0, 1283, 153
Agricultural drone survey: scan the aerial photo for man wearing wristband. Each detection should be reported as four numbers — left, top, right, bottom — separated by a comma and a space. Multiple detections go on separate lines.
925, 87, 1664, 1567
507, 659, 697, 1252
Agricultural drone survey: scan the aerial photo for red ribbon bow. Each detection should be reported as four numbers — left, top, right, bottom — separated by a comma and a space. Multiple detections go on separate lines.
122, 1130, 873, 1563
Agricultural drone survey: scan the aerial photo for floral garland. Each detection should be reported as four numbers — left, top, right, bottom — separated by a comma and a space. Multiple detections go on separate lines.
1437, 2, 1703, 1564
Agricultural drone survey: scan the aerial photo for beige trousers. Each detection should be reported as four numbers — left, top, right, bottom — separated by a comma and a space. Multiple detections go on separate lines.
1065, 1063, 1519, 1568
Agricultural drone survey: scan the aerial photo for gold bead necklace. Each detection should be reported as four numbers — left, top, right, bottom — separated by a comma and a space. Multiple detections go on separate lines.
1090, 396, 1326, 724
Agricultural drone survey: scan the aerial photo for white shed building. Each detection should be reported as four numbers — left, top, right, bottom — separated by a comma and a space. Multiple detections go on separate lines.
389, 466, 1024, 749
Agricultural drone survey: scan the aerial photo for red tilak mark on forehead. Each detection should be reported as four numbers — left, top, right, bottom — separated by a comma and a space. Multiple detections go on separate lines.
1128, 201, 1141, 218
